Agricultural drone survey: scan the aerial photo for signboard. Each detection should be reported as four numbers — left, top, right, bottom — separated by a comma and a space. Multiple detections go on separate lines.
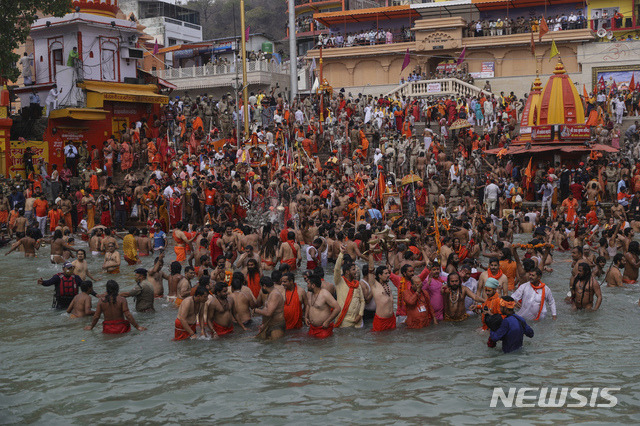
471, 62, 495, 79
6, 140, 49, 178
103, 93, 168, 104
213, 41, 234, 52
436, 62, 458, 73
560, 124, 590, 140
531, 125, 553, 141
173, 49, 195, 59
427, 83, 442, 93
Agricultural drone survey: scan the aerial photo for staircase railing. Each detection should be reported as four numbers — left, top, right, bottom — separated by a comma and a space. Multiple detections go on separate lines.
385, 78, 492, 99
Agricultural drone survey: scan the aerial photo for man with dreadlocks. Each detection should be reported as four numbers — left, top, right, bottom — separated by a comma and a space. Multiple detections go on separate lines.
84, 280, 147, 334
570, 263, 602, 311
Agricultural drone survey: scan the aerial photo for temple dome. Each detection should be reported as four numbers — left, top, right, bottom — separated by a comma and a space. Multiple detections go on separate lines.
520, 76, 543, 127
537, 62, 584, 125
71, 0, 118, 18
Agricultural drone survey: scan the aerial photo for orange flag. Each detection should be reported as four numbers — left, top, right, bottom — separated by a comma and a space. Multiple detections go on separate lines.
539, 17, 548, 42
378, 170, 386, 201
583, 84, 589, 100
523, 157, 533, 189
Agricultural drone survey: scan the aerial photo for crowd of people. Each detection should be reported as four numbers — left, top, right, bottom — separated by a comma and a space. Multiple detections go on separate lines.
4, 67, 640, 354
464, 12, 588, 38
318, 27, 413, 48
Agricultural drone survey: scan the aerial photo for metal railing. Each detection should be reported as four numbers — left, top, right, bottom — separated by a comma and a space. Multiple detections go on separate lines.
385, 78, 492, 99
151, 60, 288, 80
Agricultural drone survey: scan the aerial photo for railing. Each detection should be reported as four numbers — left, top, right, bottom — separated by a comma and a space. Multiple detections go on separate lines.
151, 60, 288, 80
164, 17, 202, 32
385, 78, 492, 99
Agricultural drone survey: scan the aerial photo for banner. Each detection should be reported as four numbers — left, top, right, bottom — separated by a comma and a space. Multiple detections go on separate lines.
6, 140, 49, 178
560, 124, 590, 140
471, 62, 495, 79
427, 83, 442, 93
531, 125, 553, 141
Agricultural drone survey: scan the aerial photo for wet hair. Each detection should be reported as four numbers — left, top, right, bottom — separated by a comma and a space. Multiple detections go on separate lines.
271, 269, 282, 284
488, 257, 499, 265
613, 253, 625, 265
400, 264, 412, 275
522, 258, 535, 272
77, 249, 86, 256
283, 272, 295, 283
80, 280, 93, 293
105, 280, 119, 304
342, 261, 355, 275
198, 276, 210, 287
375, 265, 389, 280
308, 274, 322, 288
531, 267, 543, 278
170, 261, 182, 275
194, 286, 208, 297
629, 241, 640, 255
260, 276, 274, 288
313, 266, 325, 278
213, 282, 226, 294
287, 231, 295, 241
184, 266, 194, 274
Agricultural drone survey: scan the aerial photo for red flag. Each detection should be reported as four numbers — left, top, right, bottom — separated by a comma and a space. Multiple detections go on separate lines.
530, 31, 535, 56
378, 170, 386, 201
598, 76, 606, 91
610, 80, 618, 95
539, 17, 548, 42
245, 26, 250, 40
456, 47, 466, 65
401, 48, 410, 72
153, 39, 159, 55
630, 73, 636, 91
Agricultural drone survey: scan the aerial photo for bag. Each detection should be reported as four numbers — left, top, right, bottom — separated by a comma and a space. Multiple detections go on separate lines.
514, 195, 523, 203
131, 204, 139, 218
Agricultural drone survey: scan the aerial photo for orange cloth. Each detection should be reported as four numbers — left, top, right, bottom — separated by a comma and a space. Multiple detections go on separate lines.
372, 314, 396, 332
479, 293, 503, 330
212, 320, 233, 336
173, 318, 196, 340
90, 175, 99, 191
0, 210, 8, 224
334, 277, 359, 327
284, 285, 303, 330
531, 282, 546, 320
308, 323, 334, 338
247, 272, 261, 298
48, 209, 62, 231
499, 260, 518, 291
174, 245, 186, 262
33, 199, 48, 217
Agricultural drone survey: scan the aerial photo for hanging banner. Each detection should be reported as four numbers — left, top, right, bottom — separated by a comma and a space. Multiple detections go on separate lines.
560, 124, 590, 140
6, 140, 49, 178
427, 83, 442, 93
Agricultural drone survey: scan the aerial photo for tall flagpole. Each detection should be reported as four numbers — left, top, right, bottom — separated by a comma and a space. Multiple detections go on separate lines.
288, 0, 298, 101
240, 0, 249, 140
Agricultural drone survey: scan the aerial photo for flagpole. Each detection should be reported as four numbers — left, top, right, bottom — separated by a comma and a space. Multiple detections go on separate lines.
240, 0, 249, 140
288, 0, 298, 102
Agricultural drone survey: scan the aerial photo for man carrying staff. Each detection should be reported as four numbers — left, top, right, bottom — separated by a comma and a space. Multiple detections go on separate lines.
84, 280, 147, 334
334, 249, 364, 328
306, 274, 341, 338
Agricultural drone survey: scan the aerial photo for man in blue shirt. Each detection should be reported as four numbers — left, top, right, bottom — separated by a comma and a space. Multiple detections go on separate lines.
153, 223, 167, 252
489, 296, 534, 353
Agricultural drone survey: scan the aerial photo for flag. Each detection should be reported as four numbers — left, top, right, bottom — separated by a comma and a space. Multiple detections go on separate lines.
401, 48, 410, 72
630, 73, 636, 91
598, 76, 606, 91
153, 38, 159, 55
378, 170, 386, 202
583, 84, 589, 100
310, 57, 316, 73
456, 47, 466, 65
549, 40, 559, 61
539, 17, 548, 42
245, 26, 250, 40
530, 31, 535, 56
311, 77, 319, 92
610, 80, 618, 95
523, 157, 533, 189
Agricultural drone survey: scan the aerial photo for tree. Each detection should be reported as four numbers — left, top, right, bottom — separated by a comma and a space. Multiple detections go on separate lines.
1, 0, 71, 82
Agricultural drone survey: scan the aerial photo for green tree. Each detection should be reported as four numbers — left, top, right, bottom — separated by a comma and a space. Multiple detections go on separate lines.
0, 0, 72, 82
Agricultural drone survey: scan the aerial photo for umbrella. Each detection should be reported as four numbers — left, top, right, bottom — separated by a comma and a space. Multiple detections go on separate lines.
449, 118, 472, 130
401, 173, 422, 186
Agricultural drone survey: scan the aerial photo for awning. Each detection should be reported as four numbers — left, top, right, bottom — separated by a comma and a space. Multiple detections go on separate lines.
157, 77, 177, 91
49, 108, 108, 121
79, 81, 168, 108
315, 6, 419, 27
411, 0, 477, 19
485, 143, 619, 155
473, 0, 579, 11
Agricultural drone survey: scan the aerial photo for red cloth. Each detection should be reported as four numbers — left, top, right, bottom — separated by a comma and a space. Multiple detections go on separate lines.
101, 211, 112, 227
334, 277, 360, 327
212, 321, 233, 336
102, 319, 131, 334
372, 314, 397, 332
284, 285, 303, 330
247, 272, 261, 298
308, 323, 334, 338
306, 260, 318, 270
173, 318, 196, 340
281, 258, 297, 271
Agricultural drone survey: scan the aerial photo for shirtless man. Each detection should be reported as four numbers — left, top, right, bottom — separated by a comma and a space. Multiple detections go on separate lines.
49, 229, 77, 264
176, 266, 195, 303
84, 280, 146, 333
167, 261, 184, 300
476, 257, 509, 297
211, 255, 230, 284
205, 282, 245, 337
5, 229, 40, 257
89, 228, 103, 256
255, 276, 286, 340
366, 254, 396, 332
278, 231, 301, 271
137, 229, 153, 257
217, 223, 239, 261
100, 229, 118, 252
14, 211, 28, 235
605, 253, 625, 287
172, 221, 193, 263
306, 274, 341, 338
189, 238, 210, 269
344, 229, 366, 261
235, 245, 262, 275
623, 240, 640, 284
67, 280, 95, 318
148, 253, 169, 296
174, 287, 208, 340
440, 237, 454, 270
102, 242, 121, 274
72, 249, 96, 281
230, 277, 256, 327
442, 272, 483, 321
570, 263, 602, 311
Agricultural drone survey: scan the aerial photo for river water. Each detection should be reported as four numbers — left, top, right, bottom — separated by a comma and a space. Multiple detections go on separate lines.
2, 237, 640, 424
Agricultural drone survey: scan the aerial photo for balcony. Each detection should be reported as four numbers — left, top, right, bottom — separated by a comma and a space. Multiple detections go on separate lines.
150, 60, 289, 91
295, 0, 342, 12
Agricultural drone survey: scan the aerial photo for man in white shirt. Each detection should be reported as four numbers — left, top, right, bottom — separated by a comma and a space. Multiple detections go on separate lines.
511, 268, 557, 321
295, 108, 304, 124
484, 180, 500, 212
46, 84, 59, 116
